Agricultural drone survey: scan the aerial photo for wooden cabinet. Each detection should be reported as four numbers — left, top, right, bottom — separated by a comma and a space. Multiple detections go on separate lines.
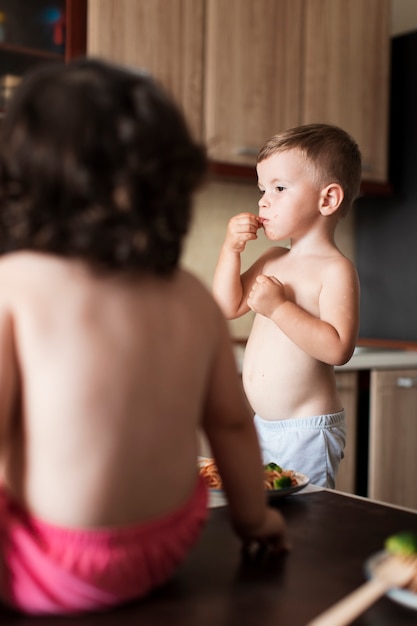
303, 0, 390, 183
87, 0, 204, 140
206, 0, 390, 180
204, 0, 304, 165
86, 0, 391, 183
334, 371, 358, 494
0, 0, 86, 111
368, 368, 417, 509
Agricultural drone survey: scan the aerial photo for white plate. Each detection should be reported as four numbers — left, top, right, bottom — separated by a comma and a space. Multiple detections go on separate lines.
198, 457, 310, 500
364, 550, 417, 610
266, 471, 310, 499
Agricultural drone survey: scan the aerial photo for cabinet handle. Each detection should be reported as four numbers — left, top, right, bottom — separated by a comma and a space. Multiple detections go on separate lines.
236, 146, 259, 157
397, 377, 417, 388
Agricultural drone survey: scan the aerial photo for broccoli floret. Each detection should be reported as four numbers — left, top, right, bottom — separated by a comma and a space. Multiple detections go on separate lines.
273, 476, 292, 489
385, 531, 417, 556
265, 462, 283, 473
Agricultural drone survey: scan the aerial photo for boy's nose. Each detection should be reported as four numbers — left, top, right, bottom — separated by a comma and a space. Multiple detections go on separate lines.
258, 195, 268, 209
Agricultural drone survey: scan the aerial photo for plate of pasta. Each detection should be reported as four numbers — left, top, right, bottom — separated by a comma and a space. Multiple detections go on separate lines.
198, 457, 310, 499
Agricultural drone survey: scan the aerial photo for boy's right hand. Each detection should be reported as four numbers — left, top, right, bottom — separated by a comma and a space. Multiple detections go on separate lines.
225, 213, 262, 253
234, 506, 289, 554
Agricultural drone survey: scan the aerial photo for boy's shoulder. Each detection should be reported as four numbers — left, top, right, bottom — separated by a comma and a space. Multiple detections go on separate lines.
311, 246, 358, 277
325, 248, 357, 270
320, 250, 359, 287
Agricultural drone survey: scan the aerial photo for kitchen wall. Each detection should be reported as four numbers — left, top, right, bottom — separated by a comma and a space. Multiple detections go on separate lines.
392, 0, 417, 35
181, 0, 417, 342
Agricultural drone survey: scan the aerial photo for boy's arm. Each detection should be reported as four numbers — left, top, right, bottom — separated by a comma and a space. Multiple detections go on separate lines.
212, 212, 262, 319
247, 258, 360, 365
202, 307, 287, 550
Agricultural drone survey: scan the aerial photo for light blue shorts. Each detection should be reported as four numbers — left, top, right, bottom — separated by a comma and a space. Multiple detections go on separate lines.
254, 411, 346, 489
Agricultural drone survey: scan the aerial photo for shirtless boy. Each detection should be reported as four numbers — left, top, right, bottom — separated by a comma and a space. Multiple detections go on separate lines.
213, 124, 361, 488
0, 58, 286, 615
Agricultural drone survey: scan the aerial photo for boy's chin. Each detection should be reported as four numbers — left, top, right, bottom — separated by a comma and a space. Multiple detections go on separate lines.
263, 228, 282, 241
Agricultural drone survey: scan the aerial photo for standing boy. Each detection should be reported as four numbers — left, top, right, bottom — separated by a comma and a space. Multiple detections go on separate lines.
213, 124, 361, 488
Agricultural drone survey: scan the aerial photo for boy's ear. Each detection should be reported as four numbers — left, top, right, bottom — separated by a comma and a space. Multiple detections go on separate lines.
319, 183, 344, 216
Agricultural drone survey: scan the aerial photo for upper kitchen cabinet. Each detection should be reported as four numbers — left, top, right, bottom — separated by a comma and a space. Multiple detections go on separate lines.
0, 0, 86, 111
204, 0, 304, 165
303, 0, 391, 183
87, 0, 391, 184
205, 0, 391, 182
87, 0, 204, 141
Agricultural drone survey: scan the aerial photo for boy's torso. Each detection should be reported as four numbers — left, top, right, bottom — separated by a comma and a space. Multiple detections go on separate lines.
242, 247, 351, 421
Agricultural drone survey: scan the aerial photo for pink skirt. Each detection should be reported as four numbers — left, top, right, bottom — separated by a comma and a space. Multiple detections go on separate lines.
0, 476, 208, 615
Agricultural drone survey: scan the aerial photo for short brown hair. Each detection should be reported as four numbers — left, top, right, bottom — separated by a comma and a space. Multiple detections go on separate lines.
257, 123, 362, 216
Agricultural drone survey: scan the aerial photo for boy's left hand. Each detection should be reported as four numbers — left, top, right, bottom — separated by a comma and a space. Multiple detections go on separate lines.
247, 274, 286, 318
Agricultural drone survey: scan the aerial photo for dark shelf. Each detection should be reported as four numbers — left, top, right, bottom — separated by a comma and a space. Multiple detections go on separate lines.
0, 0, 86, 109
0, 42, 63, 61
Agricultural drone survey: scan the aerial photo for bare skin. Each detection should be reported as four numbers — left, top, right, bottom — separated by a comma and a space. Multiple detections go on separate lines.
213, 149, 360, 422
0, 251, 286, 551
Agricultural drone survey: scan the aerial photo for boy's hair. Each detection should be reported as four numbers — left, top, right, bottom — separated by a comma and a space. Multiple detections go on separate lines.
0, 58, 207, 274
257, 123, 362, 216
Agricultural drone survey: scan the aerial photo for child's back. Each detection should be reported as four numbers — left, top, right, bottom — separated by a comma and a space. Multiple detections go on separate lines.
0, 251, 225, 528
0, 58, 286, 616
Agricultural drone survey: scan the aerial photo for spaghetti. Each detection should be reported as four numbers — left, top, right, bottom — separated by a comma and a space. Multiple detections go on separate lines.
198, 458, 222, 489
198, 458, 298, 491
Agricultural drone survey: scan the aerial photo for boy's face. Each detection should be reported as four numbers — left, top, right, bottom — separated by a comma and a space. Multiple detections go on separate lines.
256, 149, 323, 242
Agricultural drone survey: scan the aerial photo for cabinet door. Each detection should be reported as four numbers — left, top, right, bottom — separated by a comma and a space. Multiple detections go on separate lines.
87, 0, 204, 140
204, 0, 304, 164
368, 369, 417, 509
334, 371, 358, 494
303, 0, 390, 182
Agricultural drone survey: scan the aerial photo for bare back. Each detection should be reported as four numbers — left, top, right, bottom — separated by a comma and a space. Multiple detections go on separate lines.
243, 245, 357, 421
0, 252, 227, 527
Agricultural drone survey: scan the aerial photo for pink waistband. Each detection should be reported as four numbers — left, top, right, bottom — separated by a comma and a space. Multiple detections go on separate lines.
30, 474, 208, 545
0, 475, 208, 616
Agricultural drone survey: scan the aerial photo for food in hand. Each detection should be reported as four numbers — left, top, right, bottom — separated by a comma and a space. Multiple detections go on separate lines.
385, 531, 417, 592
199, 458, 298, 490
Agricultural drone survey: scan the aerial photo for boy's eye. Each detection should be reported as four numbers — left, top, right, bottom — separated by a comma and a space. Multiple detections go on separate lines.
276, 185, 285, 192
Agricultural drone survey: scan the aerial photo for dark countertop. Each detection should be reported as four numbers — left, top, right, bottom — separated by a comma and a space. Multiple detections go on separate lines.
2, 489, 417, 625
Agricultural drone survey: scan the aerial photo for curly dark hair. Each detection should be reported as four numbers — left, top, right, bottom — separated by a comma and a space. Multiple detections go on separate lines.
0, 58, 207, 274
